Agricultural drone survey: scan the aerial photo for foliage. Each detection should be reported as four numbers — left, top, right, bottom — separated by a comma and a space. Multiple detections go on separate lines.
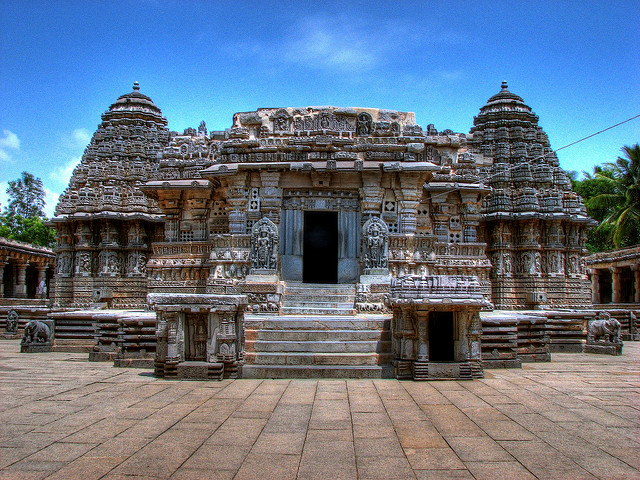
575, 144, 640, 251
0, 214, 56, 248
5, 171, 46, 218
0, 172, 56, 248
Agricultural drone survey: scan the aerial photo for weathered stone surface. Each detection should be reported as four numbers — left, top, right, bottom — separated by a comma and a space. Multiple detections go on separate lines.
46, 82, 597, 378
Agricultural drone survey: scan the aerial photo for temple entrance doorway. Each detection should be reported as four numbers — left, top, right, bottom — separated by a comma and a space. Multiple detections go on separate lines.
303, 211, 338, 284
429, 312, 455, 361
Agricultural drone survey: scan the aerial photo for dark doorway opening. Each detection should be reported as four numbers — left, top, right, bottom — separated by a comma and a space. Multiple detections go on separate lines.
598, 271, 612, 304
429, 312, 455, 361
303, 211, 338, 283
620, 268, 634, 303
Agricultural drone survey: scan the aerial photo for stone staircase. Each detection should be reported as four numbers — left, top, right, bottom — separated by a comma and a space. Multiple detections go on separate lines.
243, 283, 393, 378
280, 283, 356, 315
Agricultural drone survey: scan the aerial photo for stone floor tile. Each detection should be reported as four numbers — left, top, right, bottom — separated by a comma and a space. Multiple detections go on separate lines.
352, 423, 396, 439
465, 461, 537, 480
169, 468, 235, 480
354, 437, 405, 457
404, 448, 465, 470
22, 442, 98, 463
233, 453, 300, 480
251, 431, 306, 454
180, 443, 251, 472
356, 455, 416, 480
305, 429, 353, 442
419, 405, 485, 437
499, 440, 597, 480
394, 421, 447, 449
414, 469, 474, 480
445, 436, 513, 462
0, 471, 52, 480
42, 455, 126, 480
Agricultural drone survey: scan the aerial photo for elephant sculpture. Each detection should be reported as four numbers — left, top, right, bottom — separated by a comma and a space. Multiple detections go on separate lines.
21, 320, 51, 345
588, 316, 621, 343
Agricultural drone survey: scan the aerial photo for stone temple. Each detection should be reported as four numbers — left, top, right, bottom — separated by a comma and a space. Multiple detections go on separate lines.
48, 81, 596, 380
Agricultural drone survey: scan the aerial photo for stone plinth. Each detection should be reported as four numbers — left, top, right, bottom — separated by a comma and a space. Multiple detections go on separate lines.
584, 341, 623, 356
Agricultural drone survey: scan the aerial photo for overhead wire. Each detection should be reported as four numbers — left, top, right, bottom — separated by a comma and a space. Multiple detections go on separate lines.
426, 113, 640, 203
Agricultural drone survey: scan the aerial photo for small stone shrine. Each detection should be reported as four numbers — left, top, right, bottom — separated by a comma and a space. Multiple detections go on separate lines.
51, 82, 594, 379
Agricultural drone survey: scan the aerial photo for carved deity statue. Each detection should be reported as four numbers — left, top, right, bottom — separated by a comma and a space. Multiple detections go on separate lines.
5, 310, 19, 334
362, 217, 389, 270
250, 217, 279, 271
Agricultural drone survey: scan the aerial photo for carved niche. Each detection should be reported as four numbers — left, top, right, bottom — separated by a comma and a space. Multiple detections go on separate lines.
250, 217, 279, 271
357, 112, 373, 136
362, 217, 389, 270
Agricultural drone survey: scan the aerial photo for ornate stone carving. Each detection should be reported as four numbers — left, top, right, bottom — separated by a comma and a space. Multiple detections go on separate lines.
5, 310, 18, 334
362, 217, 388, 270
588, 313, 621, 343
357, 112, 372, 136
21, 320, 52, 352
250, 217, 278, 271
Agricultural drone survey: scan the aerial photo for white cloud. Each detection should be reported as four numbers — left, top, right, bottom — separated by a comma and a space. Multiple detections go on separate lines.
49, 156, 81, 188
0, 130, 20, 162
0, 181, 8, 212
0, 130, 20, 149
283, 18, 378, 72
43, 188, 60, 219
71, 128, 91, 148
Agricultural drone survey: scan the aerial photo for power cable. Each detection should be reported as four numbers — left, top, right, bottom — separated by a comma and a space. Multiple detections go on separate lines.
427, 113, 640, 202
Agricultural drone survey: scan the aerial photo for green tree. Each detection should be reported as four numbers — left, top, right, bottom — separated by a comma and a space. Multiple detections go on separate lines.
5, 171, 46, 218
0, 172, 56, 248
586, 144, 640, 249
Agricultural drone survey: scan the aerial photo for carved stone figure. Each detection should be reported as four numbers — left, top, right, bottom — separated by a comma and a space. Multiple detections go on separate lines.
5, 310, 18, 334
362, 217, 388, 270
250, 217, 278, 271
357, 112, 372, 136
588, 314, 621, 343
21, 320, 51, 345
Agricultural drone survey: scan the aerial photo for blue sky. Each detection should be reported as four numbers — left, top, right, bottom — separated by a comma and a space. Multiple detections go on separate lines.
1, 0, 638, 217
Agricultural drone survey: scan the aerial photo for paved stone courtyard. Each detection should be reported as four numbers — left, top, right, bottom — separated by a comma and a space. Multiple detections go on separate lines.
1, 340, 639, 480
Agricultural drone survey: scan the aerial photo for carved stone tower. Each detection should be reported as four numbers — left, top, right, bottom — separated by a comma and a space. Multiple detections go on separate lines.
471, 82, 593, 309
52, 83, 170, 308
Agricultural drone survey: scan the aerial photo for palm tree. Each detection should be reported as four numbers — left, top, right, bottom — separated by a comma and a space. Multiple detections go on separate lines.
590, 144, 640, 248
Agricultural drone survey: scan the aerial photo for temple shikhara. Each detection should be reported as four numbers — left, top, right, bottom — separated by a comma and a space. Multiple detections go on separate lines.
34, 81, 619, 380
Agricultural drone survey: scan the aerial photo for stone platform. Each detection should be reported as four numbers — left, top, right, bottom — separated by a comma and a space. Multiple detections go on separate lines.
1, 339, 639, 479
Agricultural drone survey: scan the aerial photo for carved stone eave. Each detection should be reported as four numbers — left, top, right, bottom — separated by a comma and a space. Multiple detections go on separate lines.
50, 212, 165, 223
142, 179, 211, 192
148, 293, 247, 310
390, 297, 490, 308
201, 160, 441, 176
424, 182, 490, 194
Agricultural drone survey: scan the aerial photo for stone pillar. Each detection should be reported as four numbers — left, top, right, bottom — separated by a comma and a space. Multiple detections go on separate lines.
360, 173, 383, 218
226, 176, 248, 234
590, 269, 600, 304
36, 265, 48, 298
399, 174, 422, 234
259, 171, 282, 222
633, 265, 640, 304
416, 313, 428, 361
0, 262, 5, 298
15, 262, 28, 298
611, 267, 622, 304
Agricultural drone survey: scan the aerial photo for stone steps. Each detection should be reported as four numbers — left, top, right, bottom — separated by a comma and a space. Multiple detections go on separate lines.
280, 306, 355, 315
281, 283, 356, 315
255, 329, 391, 342
250, 340, 390, 353
244, 311, 392, 379
242, 364, 387, 379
